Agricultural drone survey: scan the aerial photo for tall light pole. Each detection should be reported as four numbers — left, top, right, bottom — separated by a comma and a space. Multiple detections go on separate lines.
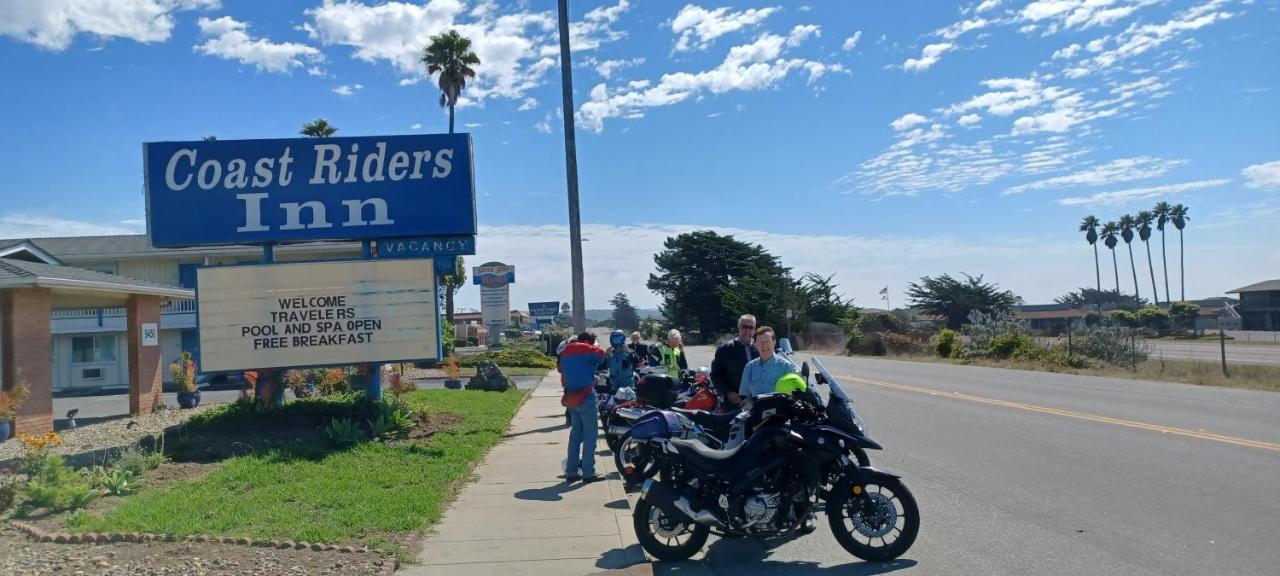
557, 0, 587, 333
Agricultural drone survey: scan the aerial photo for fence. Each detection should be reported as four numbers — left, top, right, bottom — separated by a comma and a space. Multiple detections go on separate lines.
1036, 326, 1280, 378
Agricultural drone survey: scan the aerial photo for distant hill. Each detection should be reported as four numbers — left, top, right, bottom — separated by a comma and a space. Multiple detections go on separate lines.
585, 308, 662, 322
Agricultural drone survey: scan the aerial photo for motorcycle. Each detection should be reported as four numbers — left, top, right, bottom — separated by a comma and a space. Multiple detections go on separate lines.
629, 363, 918, 563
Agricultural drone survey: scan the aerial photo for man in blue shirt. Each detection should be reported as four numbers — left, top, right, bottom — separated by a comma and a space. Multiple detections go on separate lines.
739, 326, 796, 399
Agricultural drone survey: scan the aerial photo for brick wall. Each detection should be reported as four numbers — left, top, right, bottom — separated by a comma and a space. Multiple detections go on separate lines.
2, 288, 54, 435
127, 295, 163, 415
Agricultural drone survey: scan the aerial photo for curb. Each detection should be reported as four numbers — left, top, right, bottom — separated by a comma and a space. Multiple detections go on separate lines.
6, 520, 398, 576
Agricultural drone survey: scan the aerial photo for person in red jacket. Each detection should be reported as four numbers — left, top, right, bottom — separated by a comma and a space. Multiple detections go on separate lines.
557, 332, 606, 482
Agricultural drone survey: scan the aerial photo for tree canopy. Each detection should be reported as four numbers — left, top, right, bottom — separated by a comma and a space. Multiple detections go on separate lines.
648, 231, 789, 336
610, 292, 641, 331
906, 273, 1021, 329
1055, 288, 1146, 311
300, 118, 337, 138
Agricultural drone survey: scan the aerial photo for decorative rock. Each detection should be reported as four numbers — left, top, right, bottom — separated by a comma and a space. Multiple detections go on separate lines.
222, 536, 238, 545
338, 546, 354, 554
39, 534, 54, 543
54, 534, 69, 544
310, 542, 324, 551
278, 541, 295, 550
109, 533, 126, 543
164, 533, 177, 542
235, 537, 251, 546
66, 534, 82, 544
295, 542, 309, 550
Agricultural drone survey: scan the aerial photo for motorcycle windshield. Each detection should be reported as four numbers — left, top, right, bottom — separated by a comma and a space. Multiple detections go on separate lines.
810, 356, 851, 402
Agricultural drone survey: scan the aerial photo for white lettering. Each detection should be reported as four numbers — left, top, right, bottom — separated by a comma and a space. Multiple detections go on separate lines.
342, 198, 394, 227
165, 149, 196, 191
410, 150, 431, 179
252, 157, 274, 188
279, 201, 332, 230
344, 143, 359, 183
310, 144, 340, 184
197, 160, 222, 190
388, 151, 410, 181
224, 159, 248, 189
362, 142, 387, 182
236, 193, 270, 232
432, 148, 453, 179
278, 147, 293, 186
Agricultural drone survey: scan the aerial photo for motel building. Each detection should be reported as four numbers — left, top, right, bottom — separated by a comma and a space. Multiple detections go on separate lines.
1, 235, 361, 396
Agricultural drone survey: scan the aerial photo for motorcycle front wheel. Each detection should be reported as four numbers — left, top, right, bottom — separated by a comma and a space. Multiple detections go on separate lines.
632, 498, 709, 562
826, 473, 919, 562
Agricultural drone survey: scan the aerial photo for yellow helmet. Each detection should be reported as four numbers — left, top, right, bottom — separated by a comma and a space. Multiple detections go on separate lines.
775, 373, 808, 394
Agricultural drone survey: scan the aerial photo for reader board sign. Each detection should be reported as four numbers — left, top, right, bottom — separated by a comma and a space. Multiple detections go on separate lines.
529, 301, 558, 325
144, 134, 476, 247
474, 262, 514, 346
196, 259, 439, 372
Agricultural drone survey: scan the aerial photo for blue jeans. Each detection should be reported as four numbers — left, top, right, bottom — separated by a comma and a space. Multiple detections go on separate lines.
566, 392, 598, 477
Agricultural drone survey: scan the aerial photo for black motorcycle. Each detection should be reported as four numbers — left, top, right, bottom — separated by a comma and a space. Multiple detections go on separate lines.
630, 368, 919, 563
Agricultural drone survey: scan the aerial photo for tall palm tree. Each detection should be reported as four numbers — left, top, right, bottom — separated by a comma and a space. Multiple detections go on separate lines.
1170, 204, 1190, 302
1136, 211, 1160, 304
1118, 214, 1140, 302
300, 118, 337, 138
421, 30, 480, 134
1101, 221, 1120, 302
1153, 201, 1173, 305
1079, 216, 1101, 306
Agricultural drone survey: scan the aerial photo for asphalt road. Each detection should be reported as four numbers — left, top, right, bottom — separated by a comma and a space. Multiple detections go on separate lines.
649, 346, 1280, 576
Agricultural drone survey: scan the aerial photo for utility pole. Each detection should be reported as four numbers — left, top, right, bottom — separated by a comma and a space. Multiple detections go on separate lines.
557, 0, 587, 333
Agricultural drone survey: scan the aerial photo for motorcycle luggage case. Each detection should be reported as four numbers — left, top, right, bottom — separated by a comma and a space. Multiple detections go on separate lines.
636, 374, 679, 408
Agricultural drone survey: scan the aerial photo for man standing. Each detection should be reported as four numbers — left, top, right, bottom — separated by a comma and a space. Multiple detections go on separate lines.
715, 314, 760, 407
627, 331, 649, 361
655, 329, 688, 374
605, 330, 639, 392
738, 326, 796, 400
558, 332, 606, 482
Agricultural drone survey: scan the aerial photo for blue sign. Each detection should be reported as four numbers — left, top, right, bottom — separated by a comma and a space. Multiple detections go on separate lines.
529, 301, 560, 318
144, 134, 476, 247
378, 235, 477, 259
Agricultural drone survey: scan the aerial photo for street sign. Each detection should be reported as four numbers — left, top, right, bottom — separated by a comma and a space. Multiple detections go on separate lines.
474, 262, 514, 345
196, 259, 439, 371
377, 235, 476, 258
144, 134, 476, 247
529, 301, 558, 326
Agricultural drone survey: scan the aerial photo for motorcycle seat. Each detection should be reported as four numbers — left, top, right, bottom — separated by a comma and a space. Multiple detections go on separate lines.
670, 437, 741, 461
669, 408, 740, 440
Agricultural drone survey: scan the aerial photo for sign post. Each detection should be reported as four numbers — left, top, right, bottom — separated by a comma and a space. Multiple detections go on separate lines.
474, 263, 515, 347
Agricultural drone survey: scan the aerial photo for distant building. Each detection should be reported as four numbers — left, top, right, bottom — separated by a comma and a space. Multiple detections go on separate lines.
1228, 280, 1280, 331
1014, 298, 1239, 334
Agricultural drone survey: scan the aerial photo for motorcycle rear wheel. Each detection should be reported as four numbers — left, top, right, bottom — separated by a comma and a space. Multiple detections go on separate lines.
826, 474, 919, 562
614, 432, 660, 486
632, 499, 709, 562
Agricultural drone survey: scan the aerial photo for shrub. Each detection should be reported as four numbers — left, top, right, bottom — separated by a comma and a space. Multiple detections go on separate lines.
935, 329, 959, 358
15, 435, 97, 513
326, 417, 364, 446
1136, 306, 1170, 333
115, 445, 164, 477
1111, 310, 1138, 328
1168, 301, 1200, 332
0, 476, 17, 513
1071, 327, 1148, 366
882, 332, 925, 355
90, 467, 138, 496
0, 380, 31, 421
284, 369, 314, 398
315, 367, 352, 396
986, 333, 1036, 359
169, 351, 197, 393
458, 348, 556, 369
854, 312, 905, 335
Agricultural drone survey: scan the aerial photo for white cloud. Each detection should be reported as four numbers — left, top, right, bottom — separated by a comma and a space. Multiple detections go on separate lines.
409, 122, 423, 129
0, 213, 141, 237
518, 97, 539, 111
1053, 43, 1081, 59
975, 0, 1003, 13
936, 18, 989, 40
331, 83, 363, 97
902, 42, 954, 72
307, 66, 325, 76
1005, 156, 1186, 194
670, 4, 779, 52
1056, 179, 1230, 206
842, 30, 861, 52
593, 57, 644, 78
1063, 1, 1235, 77
957, 113, 982, 127
196, 16, 322, 74
464, 122, 483, 128
890, 113, 929, 131
578, 27, 839, 132
1020, 0, 1160, 31
303, 0, 628, 104
786, 24, 821, 47
1242, 160, 1280, 190
0, 0, 218, 51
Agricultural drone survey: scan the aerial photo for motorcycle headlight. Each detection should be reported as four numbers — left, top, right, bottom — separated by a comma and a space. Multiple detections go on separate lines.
614, 387, 637, 402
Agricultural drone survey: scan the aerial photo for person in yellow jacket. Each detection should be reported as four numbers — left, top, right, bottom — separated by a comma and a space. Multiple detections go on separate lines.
654, 329, 688, 374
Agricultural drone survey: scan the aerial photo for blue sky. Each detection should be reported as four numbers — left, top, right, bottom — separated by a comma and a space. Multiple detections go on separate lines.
2, 0, 1278, 311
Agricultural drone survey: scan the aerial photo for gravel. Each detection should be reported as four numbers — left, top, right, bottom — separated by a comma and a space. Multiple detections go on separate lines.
0, 525, 389, 576
0, 403, 221, 466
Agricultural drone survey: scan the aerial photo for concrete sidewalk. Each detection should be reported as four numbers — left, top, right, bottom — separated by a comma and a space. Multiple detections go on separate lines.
402, 372, 648, 576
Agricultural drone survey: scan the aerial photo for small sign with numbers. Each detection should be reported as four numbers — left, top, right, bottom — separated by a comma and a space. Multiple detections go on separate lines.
141, 323, 159, 347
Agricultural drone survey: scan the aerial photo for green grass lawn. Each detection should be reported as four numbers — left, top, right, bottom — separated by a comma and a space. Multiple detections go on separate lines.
68, 388, 528, 555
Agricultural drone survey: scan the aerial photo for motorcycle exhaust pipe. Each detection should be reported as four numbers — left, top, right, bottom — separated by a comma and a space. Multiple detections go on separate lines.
640, 480, 721, 527
608, 425, 632, 437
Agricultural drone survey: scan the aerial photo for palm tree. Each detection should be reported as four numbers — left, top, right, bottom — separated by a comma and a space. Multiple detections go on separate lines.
421, 30, 480, 134
1153, 201, 1173, 305
300, 118, 337, 138
1136, 211, 1160, 304
1170, 204, 1190, 301
1079, 216, 1101, 304
1118, 215, 1140, 302
1101, 221, 1120, 302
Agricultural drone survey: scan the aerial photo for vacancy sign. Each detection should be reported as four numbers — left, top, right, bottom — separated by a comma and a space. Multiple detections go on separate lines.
197, 259, 439, 372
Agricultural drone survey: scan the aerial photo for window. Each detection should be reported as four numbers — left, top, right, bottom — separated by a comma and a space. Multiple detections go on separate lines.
71, 334, 117, 363
81, 368, 102, 379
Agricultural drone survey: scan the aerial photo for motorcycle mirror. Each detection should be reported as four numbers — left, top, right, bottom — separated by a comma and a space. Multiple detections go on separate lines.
800, 361, 810, 379
778, 338, 794, 355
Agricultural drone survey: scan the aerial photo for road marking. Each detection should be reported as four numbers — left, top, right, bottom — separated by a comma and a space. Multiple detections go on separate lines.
839, 374, 1280, 454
